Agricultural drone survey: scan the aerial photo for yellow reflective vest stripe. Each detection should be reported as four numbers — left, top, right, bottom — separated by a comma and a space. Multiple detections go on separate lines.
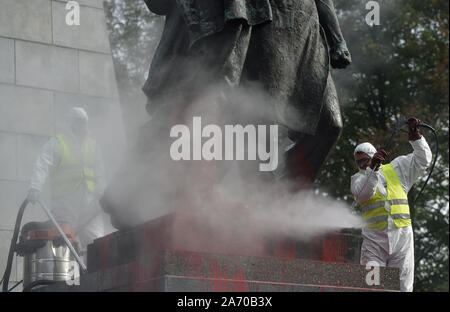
360, 164, 411, 230
50, 134, 97, 198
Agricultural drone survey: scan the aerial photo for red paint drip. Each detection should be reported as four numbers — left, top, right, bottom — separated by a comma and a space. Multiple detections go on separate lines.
179, 251, 203, 278
322, 235, 348, 263
231, 268, 247, 292
99, 236, 110, 269
208, 256, 248, 292
274, 239, 296, 259
211, 257, 229, 291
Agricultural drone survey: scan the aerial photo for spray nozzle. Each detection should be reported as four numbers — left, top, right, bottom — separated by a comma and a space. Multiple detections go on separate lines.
398, 118, 431, 129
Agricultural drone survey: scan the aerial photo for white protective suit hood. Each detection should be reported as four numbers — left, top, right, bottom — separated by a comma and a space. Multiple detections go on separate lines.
354, 142, 377, 158
67, 107, 89, 141
68, 107, 89, 123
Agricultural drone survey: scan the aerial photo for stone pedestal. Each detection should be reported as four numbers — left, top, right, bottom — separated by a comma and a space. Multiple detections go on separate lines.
87, 211, 363, 271
38, 211, 399, 292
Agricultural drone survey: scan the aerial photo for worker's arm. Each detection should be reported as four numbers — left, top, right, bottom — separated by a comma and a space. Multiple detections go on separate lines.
390, 136, 432, 193
29, 137, 60, 192
351, 168, 380, 204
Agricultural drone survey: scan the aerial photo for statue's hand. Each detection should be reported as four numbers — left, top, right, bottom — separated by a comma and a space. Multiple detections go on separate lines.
330, 41, 352, 69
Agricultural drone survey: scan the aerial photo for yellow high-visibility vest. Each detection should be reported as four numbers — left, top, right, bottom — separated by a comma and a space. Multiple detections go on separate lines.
360, 164, 412, 230
50, 134, 97, 198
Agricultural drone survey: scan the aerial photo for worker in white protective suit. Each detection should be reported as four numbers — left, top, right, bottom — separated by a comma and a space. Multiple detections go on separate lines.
351, 117, 432, 292
27, 107, 106, 253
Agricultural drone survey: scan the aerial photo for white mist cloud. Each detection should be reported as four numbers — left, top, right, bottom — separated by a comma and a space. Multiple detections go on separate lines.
215, 162, 364, 242
105, 83, 364, 243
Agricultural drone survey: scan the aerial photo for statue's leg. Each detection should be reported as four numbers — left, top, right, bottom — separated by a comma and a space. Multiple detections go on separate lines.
284, 74, 343, 190
234, 76, 343, 195
237, 0, 333, 192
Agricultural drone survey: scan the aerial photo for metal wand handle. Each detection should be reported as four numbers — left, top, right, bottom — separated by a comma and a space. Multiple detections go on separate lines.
36, 200, 87, 273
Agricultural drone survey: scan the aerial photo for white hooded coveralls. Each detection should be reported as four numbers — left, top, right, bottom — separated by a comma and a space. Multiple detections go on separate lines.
351, 137, 432, 292
29, 131, 106, 251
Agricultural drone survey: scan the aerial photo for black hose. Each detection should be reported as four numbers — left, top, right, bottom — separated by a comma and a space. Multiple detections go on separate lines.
1, 199, 29, 292
371, 120, 438, 205
22, 280, 57, 292
385, 120, 438, 205
411, 122, 439, 204
370, 119, 408, 169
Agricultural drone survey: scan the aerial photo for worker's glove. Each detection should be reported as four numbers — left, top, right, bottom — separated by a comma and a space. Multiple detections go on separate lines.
407, 117, 422, 141
369, 149, 388, 171
27, 188, 40, 204
330, 41, 352, 69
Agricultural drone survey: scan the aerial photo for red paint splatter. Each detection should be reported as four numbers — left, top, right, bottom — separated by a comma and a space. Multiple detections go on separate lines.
231, 268, 247, 292
210, 257, 229, 291
322, 235, 348, 263
99, 236, 110, 269
207, 256, 248, 292
274, 239, 296, 259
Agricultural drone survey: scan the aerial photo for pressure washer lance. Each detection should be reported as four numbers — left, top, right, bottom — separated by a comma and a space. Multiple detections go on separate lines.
36, 200, 87, 273
351, 119, 438, 211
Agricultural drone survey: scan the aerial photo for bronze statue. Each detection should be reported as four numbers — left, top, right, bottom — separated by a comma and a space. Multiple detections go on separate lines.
101, 0, 351, 228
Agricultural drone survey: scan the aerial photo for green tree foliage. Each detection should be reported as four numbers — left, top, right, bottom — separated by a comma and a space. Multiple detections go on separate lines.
317, 0, 449, 291
104, 0, 164, 140
104, 0, 163, 87
104, 0, 449, 291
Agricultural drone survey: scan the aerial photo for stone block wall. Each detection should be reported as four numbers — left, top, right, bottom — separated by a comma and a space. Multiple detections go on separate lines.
0, 0, 126, 291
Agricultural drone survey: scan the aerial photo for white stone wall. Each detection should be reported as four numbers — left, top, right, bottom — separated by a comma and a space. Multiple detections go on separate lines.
0, 0, 126, 291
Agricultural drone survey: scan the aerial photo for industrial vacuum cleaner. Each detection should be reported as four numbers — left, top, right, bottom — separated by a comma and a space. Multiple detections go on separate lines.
1, 199, 87, 292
